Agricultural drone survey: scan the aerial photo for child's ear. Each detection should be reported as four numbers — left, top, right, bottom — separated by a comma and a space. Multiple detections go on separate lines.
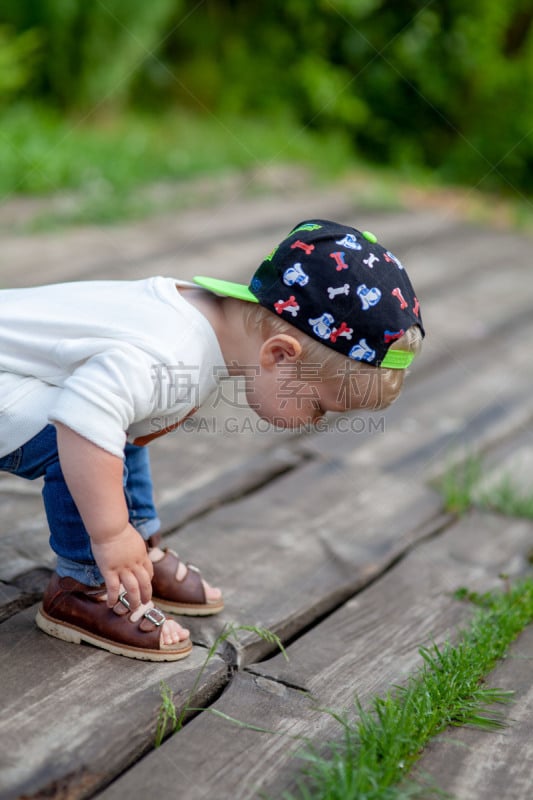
259, 334, 303, 368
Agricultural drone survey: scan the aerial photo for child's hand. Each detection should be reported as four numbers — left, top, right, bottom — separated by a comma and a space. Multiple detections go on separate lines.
54, 424, 155, 609
90, 524, 154, 609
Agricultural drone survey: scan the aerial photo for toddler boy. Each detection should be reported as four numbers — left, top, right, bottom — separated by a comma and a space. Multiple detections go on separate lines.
0, 219, 423, 660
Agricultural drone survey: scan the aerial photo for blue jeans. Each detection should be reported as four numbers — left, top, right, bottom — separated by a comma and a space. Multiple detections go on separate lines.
0, 425, 160, 585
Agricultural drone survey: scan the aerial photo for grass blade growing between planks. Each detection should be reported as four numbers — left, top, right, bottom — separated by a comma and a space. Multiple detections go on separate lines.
283, 577, 533, 800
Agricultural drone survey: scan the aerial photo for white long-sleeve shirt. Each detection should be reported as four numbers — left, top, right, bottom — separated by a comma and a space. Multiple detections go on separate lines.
0, 277, 227, 458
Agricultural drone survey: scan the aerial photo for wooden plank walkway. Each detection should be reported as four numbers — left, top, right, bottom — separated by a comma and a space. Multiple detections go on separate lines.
99, 511, 533, 800
1, 178, 532, 799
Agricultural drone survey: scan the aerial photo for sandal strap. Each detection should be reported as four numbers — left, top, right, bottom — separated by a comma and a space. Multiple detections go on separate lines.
143, 606, 166, 627
116, 592, 166, 628
151, 549, 206, 605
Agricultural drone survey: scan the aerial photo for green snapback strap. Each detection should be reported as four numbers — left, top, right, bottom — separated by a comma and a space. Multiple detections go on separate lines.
379, 349, 414, 369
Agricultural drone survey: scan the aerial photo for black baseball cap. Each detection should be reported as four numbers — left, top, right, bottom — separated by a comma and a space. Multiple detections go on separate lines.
194, 219, 424, 368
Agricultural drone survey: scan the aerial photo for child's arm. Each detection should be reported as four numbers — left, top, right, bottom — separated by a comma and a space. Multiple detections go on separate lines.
55, 422, 154, 609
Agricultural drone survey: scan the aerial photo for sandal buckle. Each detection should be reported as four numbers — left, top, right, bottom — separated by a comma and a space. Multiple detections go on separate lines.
118, 591, 131, 610
144, 607, 165, 627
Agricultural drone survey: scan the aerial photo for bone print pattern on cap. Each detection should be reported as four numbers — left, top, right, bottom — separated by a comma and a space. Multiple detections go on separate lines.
249, 219, 424, 365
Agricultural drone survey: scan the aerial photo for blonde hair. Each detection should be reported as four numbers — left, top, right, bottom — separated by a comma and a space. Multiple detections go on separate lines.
242, 304, 422, 411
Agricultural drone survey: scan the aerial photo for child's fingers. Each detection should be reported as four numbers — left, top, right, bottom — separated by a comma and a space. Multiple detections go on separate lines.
118, 570, 142, 609
104, 572, 121, 608
134, 565, 153, 605
143, 554, 154, 581
115, 567, 152, 608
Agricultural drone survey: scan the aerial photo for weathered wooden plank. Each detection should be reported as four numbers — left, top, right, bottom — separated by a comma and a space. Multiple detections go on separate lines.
157, 439, 302, 532
1, 172, 464, 289
100, 670, 321, 800
413, 624, 533, 800
249, 512, 533, 694
0, 182, 357, 287
0, 491, 53, 583
166, 343, 531, 666
97, 669, 319, 800
397, 222, 529, 295
0, 582, 26, 622
469, 428, 533, 503
0, 605, 228, 800
302, 314, 533, 479
161, 458, 447, 664
99, 511, 533, 800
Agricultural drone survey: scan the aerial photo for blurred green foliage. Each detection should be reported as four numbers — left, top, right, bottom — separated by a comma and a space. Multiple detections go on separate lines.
0, 25, 41, 106
0, 104, 353, 228
1, 0, 532, 195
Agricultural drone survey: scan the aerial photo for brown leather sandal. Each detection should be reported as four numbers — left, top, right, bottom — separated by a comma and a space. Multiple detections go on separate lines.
35, 573, 192, 661
151, 548, 224, 616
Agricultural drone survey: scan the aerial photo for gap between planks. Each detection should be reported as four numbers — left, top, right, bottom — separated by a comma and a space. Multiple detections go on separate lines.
98, 510, 533, 800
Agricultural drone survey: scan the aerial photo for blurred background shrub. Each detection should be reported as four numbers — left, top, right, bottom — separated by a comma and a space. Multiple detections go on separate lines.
1, 0, 531, 203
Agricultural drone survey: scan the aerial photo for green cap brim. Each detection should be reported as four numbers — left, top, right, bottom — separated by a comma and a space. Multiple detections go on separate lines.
193, 276, 258, 303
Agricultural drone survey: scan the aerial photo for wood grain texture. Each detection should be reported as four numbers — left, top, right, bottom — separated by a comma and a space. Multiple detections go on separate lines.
0, 581, 25, 622
0, 606, 227, 800
302, 314, 533, 478
163, 458, 446, 664
99, 511, 533, 800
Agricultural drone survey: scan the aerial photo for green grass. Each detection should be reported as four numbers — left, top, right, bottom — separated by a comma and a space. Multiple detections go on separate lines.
150, 578, 533, 800
150, 453, 533, 799
483, 479, 533, 519
278, 459, 533, 799
150, 457, 533, 798
154, 622, 287, 748
2, 102, 531, 234
0, 102, 355, 228
438, 456, 483, 516
283, 577, 533, 800
439, 455, 533, 520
